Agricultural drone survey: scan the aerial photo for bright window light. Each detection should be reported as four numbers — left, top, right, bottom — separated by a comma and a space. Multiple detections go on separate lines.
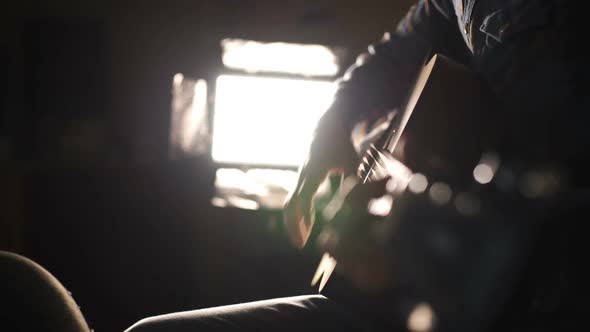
221, 39, 340, 76
212, 75, 336, 167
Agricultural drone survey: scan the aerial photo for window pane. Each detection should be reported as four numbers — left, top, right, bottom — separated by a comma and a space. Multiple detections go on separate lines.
212, 75, 335, 167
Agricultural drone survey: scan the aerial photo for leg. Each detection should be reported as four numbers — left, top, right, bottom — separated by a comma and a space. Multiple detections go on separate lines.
125, 295, 380, 332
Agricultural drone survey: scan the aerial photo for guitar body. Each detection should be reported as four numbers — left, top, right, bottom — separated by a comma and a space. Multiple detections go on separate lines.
314, 54, 523, 331
393, 54, 500, 184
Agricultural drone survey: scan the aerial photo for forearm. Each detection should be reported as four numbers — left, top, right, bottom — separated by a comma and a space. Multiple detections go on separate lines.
322, 0, 459, 133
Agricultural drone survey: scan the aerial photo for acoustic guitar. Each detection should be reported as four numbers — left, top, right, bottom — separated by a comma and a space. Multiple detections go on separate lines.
309, 54, 530, 332
312, 53, 501, 291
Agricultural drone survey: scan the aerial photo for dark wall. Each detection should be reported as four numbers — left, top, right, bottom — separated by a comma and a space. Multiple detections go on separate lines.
2, 0, 413, 163
21, 18, 109, 162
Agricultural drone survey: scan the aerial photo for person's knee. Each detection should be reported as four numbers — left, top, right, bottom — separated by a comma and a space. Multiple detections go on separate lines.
125, 310, 215, 332
125, 317, 159, 332
124, 295, 334, 332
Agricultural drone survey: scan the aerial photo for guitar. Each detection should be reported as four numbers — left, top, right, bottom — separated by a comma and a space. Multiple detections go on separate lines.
312, 53, 501, 293
307, 54, 535, 332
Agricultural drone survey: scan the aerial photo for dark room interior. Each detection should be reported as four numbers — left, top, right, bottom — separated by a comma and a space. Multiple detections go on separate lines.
1, 1, 585, 331
1, 1, 414, 330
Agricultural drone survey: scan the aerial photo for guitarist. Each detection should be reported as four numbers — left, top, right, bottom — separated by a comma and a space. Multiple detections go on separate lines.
283, 1, 582, 331
127, 1, 584, 331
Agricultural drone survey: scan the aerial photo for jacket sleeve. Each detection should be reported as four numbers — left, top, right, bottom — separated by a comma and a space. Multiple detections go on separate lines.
327, 0, 464, 131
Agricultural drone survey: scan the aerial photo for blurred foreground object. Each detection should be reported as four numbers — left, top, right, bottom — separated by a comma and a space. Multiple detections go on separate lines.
0, 251, 90, 332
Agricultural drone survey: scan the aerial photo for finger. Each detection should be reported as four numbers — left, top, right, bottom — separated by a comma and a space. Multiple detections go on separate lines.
283, 163, 330, 248
283, 198, 308, 249
296, 164, 329, 227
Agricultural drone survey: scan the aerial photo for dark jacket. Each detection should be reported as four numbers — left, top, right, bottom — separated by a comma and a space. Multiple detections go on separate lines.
334, 0, 583, 165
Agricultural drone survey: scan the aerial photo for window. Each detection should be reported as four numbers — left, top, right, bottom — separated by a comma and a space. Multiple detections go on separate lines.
211, 39, 345, 210
212, 75, 335, 167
